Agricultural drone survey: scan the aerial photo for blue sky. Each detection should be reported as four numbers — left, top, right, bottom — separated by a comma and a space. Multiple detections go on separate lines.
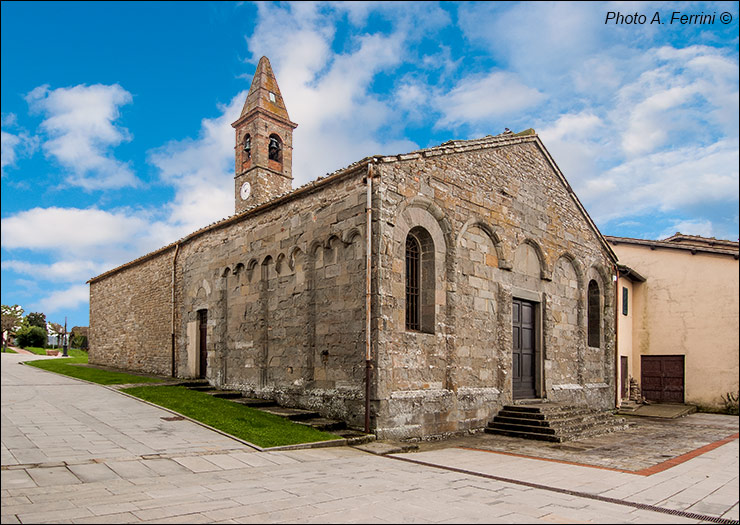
2, 1, 738, 329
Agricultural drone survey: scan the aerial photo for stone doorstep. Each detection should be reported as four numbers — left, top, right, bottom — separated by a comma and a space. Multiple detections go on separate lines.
494, 413, 626, 428
172, 379, 210, 387
496, 407, 597, 420
176, 383, 373, 443
485, 427, 562, 442
184, 385, 216, 392
206, 391, 244, 399
295, 417, 347, 431
486, 403, 631, 443
337, 429, 376, 446
259, 406, 321, 420
230, 397, 278, 408
485, 424, 629, 443
488, 419, 629, 437
619, 403, 698, 419
501, 404, 598, 415
352, 440, 420, 455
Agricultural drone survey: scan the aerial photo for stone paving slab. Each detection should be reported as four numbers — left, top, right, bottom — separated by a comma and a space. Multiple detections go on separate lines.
403, 412, 738, 473
3, 352, 738, 524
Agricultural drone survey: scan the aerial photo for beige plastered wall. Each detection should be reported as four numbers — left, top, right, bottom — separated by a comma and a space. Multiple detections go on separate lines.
614, 243, 739, 408
616, 276, 635, 405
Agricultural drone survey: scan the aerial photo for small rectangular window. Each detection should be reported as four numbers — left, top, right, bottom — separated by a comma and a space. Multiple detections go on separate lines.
622, 286, 628, 316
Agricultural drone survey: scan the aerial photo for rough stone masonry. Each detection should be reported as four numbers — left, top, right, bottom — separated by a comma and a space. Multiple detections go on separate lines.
89, 57, 617, 440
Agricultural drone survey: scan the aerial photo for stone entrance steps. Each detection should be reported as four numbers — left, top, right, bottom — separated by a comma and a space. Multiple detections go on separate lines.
485, 402, 629, 442
175, 380, 373, 444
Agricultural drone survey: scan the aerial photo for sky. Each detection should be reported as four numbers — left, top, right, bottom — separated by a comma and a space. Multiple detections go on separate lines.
1, 1, 738, 329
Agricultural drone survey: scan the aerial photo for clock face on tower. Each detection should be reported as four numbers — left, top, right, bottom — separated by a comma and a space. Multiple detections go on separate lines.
240, 181, 252, 201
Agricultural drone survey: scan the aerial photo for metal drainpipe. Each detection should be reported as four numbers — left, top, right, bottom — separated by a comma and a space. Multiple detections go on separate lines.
613, 263, 619, 408
171, 242, 180, 378
364, 163, 374, 434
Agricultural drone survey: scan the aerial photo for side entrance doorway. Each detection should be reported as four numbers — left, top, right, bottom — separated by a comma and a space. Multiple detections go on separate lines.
641, 355, 685, 403
198, 309, 208, 379
512, 298, 536, 399
620, 356, 629, 398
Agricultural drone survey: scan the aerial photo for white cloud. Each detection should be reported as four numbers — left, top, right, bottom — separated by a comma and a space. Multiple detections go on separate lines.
36, 284, 89, 314
0, 130, 21, 173
658, 219, 714, 239
244, 2, 420, 184
457, 2, 623, 87
539, 112, 614, 190
148, 92, 245, 232
1, 260, 104, 283
1, 207, 150, 250
436, 72, 545, 128
614, 45, 738, 157
25, 83, 139, 190
1, 113, 39, 175
581, 138, 739, 223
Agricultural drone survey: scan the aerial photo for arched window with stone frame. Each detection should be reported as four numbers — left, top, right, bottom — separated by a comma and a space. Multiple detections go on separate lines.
587, 279, 601, 347
405, 226, 435, 333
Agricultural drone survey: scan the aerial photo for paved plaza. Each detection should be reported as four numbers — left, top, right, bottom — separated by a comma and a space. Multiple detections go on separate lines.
2, 351, 738, 524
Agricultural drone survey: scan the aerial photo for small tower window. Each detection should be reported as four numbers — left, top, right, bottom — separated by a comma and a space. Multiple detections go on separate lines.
243, 134, 251, 159
268, 134, 282, 162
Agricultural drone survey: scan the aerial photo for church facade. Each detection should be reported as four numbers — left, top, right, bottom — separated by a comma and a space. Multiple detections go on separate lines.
89, 57, 618, 440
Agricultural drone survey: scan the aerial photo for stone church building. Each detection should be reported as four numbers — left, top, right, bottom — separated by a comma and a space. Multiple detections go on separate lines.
89, 57, 618, 440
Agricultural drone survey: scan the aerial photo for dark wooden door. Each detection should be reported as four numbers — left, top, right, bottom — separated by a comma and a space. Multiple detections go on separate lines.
641, 355, 684, 403
198, 310, 208, 379
620, 356, 629, 398
512, 298, 536, 399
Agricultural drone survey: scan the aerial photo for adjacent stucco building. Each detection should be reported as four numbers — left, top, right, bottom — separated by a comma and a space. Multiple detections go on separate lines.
610, 234, 739, 410
89, 57, 620, 440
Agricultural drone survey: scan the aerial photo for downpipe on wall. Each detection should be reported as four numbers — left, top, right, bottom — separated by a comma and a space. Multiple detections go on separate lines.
613, 263, 619, 408
172, 242, 180, 378
365, 162, 375, 434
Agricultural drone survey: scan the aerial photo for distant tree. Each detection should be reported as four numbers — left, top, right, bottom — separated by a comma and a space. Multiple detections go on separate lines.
15, 325, 47, 349
70, 326, 88, 350
49, 322, 64, 348
25, 312, 48, 330
1, 304, 25, 351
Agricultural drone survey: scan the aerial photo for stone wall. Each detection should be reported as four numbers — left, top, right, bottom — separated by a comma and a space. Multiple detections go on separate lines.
372, 136, 616, 440
89, 247, 175, 376
175, 170, 370, 427
89, 133, 617, 439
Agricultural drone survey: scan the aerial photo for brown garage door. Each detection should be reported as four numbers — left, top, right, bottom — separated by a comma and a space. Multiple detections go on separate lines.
641, 355, 684, 403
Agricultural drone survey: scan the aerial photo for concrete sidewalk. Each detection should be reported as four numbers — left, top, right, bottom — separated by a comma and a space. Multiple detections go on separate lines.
2, 352, 738, 524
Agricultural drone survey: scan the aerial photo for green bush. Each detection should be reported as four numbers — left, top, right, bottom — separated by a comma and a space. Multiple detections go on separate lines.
71, 334, 88, 350
15, 326, 47, 348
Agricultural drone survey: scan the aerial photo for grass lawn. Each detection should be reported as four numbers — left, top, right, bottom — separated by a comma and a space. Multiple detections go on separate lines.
20, 346, 53, 355
23, 350, 338, 448
123, 385, 340, 448
25, 350, 165, 385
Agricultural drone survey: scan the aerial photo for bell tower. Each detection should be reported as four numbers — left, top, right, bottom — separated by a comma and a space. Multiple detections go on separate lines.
232, 56, 297, 212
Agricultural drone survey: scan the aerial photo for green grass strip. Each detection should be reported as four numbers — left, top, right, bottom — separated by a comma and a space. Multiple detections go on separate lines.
26, 352, 164, 385
21, 346, 53, 355
123, 385, 339, 448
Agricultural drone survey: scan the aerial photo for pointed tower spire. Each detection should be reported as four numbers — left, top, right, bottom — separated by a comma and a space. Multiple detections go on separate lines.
239, 56, 292, 122
232, 57, 298, 212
